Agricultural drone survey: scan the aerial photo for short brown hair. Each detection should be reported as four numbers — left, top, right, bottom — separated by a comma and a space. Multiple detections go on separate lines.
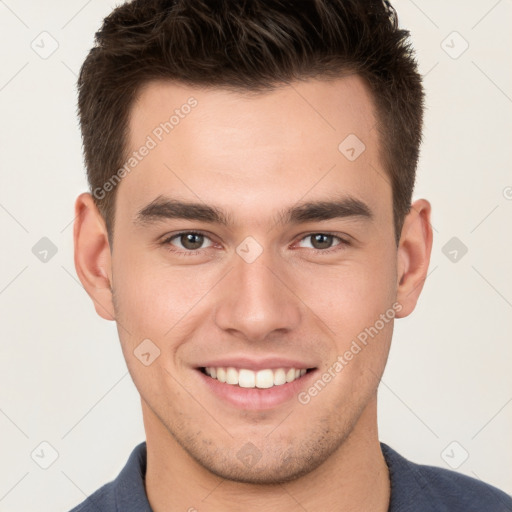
77, 0, 424, 246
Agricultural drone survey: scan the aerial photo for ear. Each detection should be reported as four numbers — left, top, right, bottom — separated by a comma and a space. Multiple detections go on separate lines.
395, 198, 433, 318
73, 192, 115, 321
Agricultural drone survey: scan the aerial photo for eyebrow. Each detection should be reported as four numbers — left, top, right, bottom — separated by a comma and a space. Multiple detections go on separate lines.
134, 194, 374, 227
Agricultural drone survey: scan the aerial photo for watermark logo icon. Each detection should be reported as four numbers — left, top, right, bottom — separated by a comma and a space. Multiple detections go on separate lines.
31, 441, 59, 469
236, 236, 263, 264
441, 31, 469, 60
32, 237, 58, 263
236, 442, 262, 468
441, 441, 469, 469
134, 338, 161, 366
338, 134, 366, 161
31, 31, 59, 59
442, 236, 468, 263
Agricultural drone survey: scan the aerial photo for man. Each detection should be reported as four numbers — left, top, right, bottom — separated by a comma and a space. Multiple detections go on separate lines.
70, 0, 512, 510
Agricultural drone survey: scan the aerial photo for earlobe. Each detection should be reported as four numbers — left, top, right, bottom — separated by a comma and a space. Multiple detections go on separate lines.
395, 199, 433, 318
73, 192, 115, 321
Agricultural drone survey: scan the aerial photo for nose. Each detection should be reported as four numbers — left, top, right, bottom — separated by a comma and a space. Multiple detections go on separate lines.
213, 250, 302, 343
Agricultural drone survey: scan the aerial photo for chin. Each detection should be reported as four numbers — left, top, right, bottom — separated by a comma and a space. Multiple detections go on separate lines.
178, 425, 348, 486
197, 454, 325, 485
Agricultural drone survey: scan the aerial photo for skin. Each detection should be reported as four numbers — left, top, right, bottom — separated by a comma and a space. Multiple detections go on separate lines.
74, 75, 432, 511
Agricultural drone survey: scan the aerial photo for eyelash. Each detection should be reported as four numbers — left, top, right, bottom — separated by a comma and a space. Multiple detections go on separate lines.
160, 230, 351, 257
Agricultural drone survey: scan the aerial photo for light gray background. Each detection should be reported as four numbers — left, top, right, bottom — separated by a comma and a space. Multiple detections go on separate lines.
0, 1, 511, 510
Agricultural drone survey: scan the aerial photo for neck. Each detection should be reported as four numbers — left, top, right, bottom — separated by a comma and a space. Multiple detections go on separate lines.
143, 396, 390, 512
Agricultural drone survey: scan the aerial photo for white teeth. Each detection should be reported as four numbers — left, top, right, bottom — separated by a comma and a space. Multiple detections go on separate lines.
238, 369, 255, 388
255, 369, 274, 389
273, 368, 286, 386
226, 367, 238, 385
216, 367, 226, 383
203, 366, 309, 388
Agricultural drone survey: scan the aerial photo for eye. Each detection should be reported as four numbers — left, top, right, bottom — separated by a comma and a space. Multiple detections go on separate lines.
160, 231, 350, 258
164, 231, 214, 252
297, 233, 348, 252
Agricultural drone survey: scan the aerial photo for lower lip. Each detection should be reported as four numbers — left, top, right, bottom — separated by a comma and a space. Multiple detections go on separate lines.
197, 369, 317, 410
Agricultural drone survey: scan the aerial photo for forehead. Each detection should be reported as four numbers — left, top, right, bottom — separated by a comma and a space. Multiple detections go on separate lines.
117, 76, 390, 230
129, 75, 377, 154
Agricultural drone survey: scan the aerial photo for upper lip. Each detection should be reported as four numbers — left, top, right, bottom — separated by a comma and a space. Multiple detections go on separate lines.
198, 357, 317, 371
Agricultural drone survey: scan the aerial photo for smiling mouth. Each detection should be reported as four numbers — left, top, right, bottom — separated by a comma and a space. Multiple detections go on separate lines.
200, 366, 314, 389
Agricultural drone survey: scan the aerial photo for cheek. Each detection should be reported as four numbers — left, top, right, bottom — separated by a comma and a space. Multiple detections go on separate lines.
111, 251, 220, 341
302, 264, 396, 411
291, 255, 396, 334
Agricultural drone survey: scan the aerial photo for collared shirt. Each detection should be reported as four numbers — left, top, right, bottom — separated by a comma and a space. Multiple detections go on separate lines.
69, 441, 512, 511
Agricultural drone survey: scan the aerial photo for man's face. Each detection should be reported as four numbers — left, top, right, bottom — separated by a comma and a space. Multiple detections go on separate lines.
110, 76, 400, 482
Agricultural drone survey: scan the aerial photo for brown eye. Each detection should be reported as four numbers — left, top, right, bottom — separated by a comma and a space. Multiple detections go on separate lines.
311, 234, 334, 249
167, 232, 213, 251
297, 233, 347, 252
180, 233, 204, 250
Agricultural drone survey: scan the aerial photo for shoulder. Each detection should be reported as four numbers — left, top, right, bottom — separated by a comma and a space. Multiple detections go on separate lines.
68, 482, 116, 511
381, 442, 512, 512
415, 463, 512, 511
67, 442, 151, 512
